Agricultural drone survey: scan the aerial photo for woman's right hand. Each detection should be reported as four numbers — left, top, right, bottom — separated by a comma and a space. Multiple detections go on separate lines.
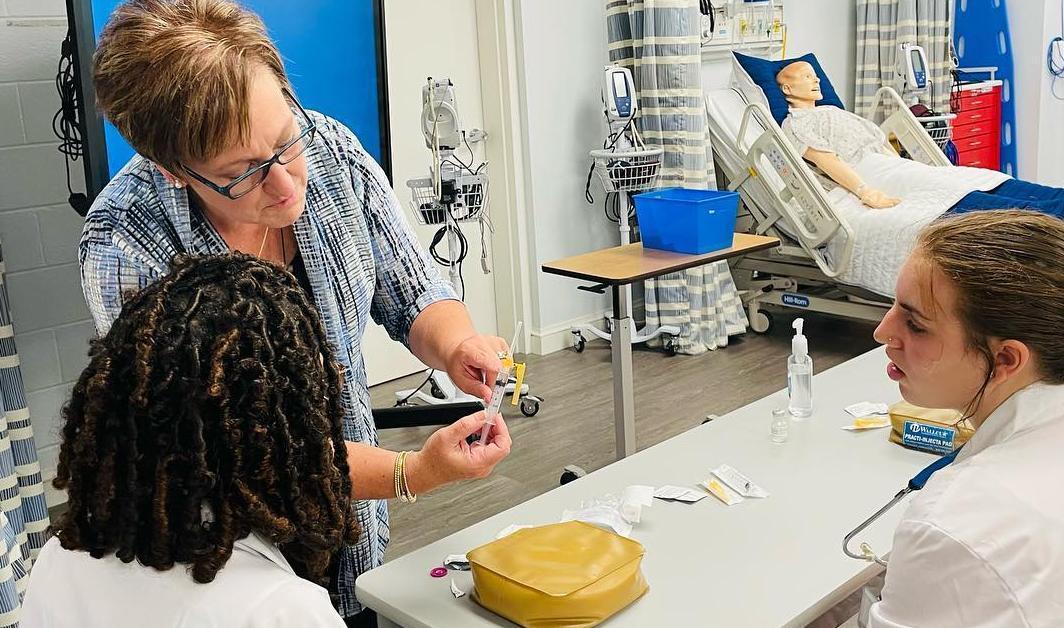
405, 411, 512, 495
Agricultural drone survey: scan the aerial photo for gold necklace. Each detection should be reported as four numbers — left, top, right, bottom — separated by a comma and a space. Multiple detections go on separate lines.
256, 226, 270, 258
200, 206, 271, 260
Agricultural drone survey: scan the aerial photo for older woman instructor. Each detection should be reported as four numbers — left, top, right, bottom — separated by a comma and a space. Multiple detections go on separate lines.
80, 0, 511, 623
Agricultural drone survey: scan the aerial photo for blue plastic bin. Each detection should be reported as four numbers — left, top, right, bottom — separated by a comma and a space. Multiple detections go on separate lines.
632, 188, 739, 254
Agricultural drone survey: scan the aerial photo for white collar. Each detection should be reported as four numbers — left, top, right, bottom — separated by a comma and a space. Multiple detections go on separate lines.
957, 382, 1064, 462
234, 532, 297, 576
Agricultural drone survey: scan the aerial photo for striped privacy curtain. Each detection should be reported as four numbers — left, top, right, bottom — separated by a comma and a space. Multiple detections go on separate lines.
0, 246, 50, 627
605, 0, 748, 355
855, 0, 952, 120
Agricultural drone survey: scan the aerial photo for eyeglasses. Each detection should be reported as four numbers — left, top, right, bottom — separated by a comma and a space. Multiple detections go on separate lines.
181, 89, 317, 200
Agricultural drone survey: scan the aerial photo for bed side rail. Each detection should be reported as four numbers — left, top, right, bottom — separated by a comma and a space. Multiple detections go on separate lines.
729, 101, 853, 276
873, 87, 952, 167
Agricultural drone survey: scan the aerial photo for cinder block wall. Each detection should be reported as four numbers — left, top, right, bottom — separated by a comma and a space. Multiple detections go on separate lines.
0, 0, 94, 508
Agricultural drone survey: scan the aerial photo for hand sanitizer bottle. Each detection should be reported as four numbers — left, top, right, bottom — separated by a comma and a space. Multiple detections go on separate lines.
788, 318, 813, 418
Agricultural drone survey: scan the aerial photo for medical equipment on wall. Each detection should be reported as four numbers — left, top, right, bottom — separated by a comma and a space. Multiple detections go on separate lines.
397, 77, 540, 417
700, 0, 786, 60
574, 65, 680, 354
842, 447, 962, 566
1047, 0, 1064, 99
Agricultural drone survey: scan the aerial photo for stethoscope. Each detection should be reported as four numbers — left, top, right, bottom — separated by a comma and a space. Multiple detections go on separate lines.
842, 446, 962, 566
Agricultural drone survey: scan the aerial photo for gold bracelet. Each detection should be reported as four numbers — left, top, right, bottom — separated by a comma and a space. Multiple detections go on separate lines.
394, 451, 417, 504
401, 452, 417, 503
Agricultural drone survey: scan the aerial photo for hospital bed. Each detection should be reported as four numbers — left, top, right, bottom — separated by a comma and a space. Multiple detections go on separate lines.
706, 81, 952, 332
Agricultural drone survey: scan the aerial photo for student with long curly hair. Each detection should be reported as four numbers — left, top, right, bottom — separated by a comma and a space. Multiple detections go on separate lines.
22, 254, 379, 626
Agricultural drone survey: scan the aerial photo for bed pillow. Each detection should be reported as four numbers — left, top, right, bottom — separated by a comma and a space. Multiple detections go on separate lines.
732, 52, 846, 125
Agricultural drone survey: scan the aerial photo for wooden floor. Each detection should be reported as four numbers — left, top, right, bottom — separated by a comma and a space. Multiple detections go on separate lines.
374, 311, 878, 559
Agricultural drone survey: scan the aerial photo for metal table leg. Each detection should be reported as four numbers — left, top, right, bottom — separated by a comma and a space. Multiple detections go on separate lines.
610, 284, 636, 459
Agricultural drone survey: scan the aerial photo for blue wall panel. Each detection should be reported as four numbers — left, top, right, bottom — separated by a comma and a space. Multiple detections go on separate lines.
89, 0, 388, 177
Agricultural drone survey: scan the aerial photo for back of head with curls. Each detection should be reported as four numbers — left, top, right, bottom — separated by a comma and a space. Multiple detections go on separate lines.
52, 253, 357, 587
917, 210, 1064, 387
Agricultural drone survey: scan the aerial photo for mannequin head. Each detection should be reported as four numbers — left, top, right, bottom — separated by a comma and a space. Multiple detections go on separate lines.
776, 61, 822, 109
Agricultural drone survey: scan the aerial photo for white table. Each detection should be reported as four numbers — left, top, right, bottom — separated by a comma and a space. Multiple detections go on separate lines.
356, 347, 934, 627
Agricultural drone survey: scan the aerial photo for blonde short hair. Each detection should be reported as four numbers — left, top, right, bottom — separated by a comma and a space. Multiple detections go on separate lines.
93, 0, 291, 172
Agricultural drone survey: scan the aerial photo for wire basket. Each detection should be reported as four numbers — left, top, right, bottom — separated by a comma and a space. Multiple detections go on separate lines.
407, 174, 488, 225
589, 147, 663, 193
917, 113, 956, 148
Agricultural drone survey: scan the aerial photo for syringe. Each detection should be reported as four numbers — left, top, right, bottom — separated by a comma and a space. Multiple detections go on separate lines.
477, 323, 523, 444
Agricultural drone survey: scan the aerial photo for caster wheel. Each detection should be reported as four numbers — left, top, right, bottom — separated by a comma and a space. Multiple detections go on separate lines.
572, 332, 586, 353
662, 335, 679, 356
520, 397, 541, 417
750, 309, 774, 334
603, 317, 612, 334
429, 381, 446, 399
559, 464, 587, 485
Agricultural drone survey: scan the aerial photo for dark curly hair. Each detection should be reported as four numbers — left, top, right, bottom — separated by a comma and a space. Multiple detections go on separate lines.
51, 253, 358, 588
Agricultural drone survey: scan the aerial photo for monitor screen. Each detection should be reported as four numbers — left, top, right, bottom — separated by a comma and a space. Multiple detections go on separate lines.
84, 0, 390, 186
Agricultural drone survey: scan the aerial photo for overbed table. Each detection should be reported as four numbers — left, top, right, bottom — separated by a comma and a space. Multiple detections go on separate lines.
541, 234, 780, 460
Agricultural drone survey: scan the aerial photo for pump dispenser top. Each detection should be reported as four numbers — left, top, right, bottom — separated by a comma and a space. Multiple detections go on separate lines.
792, 318, 808, 361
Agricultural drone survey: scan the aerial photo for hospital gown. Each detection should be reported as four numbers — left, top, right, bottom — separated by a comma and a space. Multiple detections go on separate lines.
781, 105, 892, 184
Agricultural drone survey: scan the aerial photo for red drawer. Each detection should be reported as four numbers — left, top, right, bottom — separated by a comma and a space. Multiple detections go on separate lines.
954, 134, 996, 153
956, 86, 1000, 112
952, 120, 996, 141
956, 144, 1000, 170
954, 103, 999, 127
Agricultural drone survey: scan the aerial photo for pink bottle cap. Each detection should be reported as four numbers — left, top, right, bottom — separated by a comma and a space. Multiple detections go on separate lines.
430, 567, 448, 578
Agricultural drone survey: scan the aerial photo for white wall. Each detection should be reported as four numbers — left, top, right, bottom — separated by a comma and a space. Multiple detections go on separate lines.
515, 0, 616, 348
0, 0, 95, 507
1007, 0, 1046, 180
784, 0, 857, 107
1034, 0, 1064, 186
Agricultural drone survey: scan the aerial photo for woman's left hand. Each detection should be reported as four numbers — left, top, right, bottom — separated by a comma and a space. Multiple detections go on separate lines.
446, 334, 510, 403
405, 411, 513, 494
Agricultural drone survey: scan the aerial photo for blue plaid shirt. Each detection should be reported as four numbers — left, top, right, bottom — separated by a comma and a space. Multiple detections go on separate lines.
79, 113, 457, 617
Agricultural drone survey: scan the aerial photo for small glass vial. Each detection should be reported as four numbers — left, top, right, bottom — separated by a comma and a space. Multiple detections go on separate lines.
770, 408, 789, 444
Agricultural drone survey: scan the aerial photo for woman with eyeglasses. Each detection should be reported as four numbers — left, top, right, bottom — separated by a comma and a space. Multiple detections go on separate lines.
863, 210, 1064, 627
80, 1, 511, 624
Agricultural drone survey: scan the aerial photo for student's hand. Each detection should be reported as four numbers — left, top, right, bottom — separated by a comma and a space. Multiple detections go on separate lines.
405, 411, 512, 494
446, 334, 510, 403
859, 187, 901, 209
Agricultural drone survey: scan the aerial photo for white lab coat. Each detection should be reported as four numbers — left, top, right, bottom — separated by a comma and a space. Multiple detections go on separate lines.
21, 531, 346, 627
867, 383, 1064, 628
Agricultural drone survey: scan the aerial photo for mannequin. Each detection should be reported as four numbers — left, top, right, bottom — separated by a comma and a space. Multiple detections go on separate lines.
776, 61, 900, 209
771, 60, 1064, 221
